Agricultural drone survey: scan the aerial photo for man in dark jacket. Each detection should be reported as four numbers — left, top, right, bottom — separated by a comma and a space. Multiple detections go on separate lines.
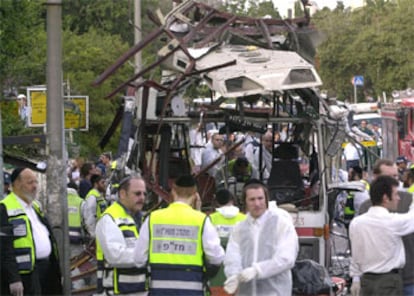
0, 167, 62, 295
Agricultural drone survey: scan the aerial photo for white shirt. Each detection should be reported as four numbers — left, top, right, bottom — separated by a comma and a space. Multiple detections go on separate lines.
17, 196, 51, 259
350, 205, 414, 277
82, 190, 101, 238
134, 202, 224, 268
201, 146, 223, 176
343, 142, 360, 161
252, 147, 272, 181
95, 213, 137, 268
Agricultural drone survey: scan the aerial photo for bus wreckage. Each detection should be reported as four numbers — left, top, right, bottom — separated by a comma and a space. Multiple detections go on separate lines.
88, 0, 363, 294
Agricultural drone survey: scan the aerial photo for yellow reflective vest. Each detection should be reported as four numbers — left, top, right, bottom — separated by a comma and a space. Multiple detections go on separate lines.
148, 202, 207, 295
0, 193, 42, 274
96, 202, 147, 294
209, 210, 246, 245
86, 188, 107, 219
67, 189, 84, 244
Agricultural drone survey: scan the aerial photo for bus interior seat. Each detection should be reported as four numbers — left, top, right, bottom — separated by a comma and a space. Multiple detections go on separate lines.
268, 143, 304, 205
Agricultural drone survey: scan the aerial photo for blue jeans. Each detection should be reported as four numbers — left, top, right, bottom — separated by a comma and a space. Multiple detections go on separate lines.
404, 283, 414, 296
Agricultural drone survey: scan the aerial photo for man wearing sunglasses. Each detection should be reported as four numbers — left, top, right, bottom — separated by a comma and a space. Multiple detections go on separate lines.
95, 175, 148, 295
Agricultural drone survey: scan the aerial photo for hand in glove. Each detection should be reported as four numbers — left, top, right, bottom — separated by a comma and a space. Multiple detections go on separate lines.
239, 266, 258, 283
9, 281, 24, 296
350, 280, 361, 296
224, 275, 239, 295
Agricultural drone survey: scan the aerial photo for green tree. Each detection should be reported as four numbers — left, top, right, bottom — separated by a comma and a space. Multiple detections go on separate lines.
313, 0, 414, 101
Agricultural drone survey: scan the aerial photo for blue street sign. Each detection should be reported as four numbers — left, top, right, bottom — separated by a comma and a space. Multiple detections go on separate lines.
353, 75, 364, 86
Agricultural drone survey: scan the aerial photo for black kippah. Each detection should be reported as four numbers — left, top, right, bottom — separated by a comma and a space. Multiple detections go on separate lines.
243, 178, 265, 188
175, 175, 196, 187
215, 189, 233, 205
11, 167, 26, 184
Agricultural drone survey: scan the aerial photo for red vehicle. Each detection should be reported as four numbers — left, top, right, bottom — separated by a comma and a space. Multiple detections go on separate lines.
381, 90, 414, 162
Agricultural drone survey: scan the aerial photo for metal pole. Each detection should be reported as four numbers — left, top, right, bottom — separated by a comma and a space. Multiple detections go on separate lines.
46, 0, 70, 294
354, 84, 357, 103
134, 0, 142, 76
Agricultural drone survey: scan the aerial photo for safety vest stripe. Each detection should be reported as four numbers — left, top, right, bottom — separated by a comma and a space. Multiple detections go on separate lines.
119, 273, 146, 284
16, 254, 30, 264
103, 270, 113, 287
150, 265, 203, 282
151, 280, 203, 290
7, 208, 25, 216
69, 230, 81, 237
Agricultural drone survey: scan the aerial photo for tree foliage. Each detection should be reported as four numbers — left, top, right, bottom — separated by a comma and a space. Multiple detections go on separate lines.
1, 0, 414, 161
313, 0, 414, 101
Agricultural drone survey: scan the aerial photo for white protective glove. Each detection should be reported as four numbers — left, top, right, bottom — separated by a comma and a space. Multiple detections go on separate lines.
350, 280, 361, 296
9, 281, 24, 296
239, 266, 258, 283
224, 275, 239, 295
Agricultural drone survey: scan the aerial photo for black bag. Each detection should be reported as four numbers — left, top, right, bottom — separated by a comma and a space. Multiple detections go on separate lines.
292, 259, 333, 295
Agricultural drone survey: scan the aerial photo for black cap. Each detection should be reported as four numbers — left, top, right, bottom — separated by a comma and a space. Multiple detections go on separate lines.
235, 157, 249, 167
243, 178, 265, 188
215, 189, 233, 205
396, 156, 408, 164
3, 172, 11, 185
11, 167, 26, 184
175, 175, 196, 187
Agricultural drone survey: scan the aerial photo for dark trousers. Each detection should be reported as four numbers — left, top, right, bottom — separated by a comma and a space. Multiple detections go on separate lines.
361, 271, 403, 296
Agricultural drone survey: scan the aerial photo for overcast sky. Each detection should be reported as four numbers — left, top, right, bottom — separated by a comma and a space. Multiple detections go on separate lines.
274, 0, 352, 17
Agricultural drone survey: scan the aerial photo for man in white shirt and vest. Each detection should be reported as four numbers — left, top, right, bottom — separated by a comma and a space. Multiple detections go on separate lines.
134, 174, 224, 296
0, 167, 62, 295
96, 175, 148, 295
82, 174, 107, 239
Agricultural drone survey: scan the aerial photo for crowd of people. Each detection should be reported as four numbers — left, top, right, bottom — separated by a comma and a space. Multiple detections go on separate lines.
3, 122, 414, 296
0, 164, 300, 296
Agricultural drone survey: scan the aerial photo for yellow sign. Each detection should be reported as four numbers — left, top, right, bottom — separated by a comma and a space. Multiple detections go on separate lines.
27, 88, 89, 130
342, 140, 377, 149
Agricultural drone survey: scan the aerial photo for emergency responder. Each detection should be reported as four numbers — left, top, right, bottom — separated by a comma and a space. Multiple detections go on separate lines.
134, 174, 225, 296
0, 167, 62, 295
209, 189, 246, 289
82, 174, 107, 238
223, 179, 298, 296
95, 175, 148, 295
67, 182, 88, 290
343, 166, 370, 227
209, 188, 246, 247
68, 182, 86, 250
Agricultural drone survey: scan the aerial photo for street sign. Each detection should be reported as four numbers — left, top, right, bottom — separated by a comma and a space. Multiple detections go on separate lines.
27, 88, 89, 130
353, 76, 364, 86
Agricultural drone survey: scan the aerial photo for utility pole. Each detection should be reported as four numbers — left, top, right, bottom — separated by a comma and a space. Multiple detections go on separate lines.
46, 0, 70, 294
134, 0, 142, 75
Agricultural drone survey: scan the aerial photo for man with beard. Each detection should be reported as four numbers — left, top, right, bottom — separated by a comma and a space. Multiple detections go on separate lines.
95, 175, 148, 295
83, 174, 108, 239
0, 168, 62, 295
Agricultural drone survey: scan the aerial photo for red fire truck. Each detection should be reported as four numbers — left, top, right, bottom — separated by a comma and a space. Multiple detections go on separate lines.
381, 89, 414, 162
